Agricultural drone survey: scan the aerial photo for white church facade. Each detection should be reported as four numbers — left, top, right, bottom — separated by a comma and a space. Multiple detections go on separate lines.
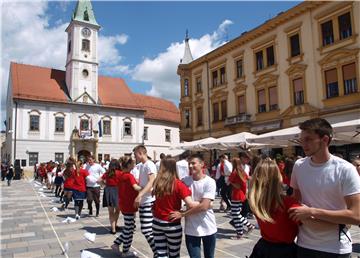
4, 0, 180, 168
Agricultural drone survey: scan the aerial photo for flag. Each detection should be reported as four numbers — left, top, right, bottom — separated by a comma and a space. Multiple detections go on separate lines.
98, 120, 102, 137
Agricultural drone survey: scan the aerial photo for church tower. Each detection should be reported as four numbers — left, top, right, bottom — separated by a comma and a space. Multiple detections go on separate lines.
180, 30, 193, 64
65, 0, 100, 104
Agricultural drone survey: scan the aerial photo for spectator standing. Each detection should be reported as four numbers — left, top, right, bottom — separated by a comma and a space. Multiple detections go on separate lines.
289, 118, 360, 258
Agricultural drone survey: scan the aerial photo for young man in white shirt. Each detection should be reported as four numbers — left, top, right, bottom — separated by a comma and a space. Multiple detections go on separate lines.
170, 154, 217, 258
133, 145, 158, 257
216, 155, 233, 211
289, 118, 360, 258
85, 155, 105, 217
176, 151, 190, 180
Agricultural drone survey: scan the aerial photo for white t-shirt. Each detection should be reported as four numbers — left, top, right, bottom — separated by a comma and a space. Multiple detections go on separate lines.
182, 175, 217, 237
155, 160, 161, 172
176, 159, 189, 180
216, 160, 233, 184
138, 160, 157, 205
290, 155, 360, 254
85, 163, 106, 187
131, 163, 142, 182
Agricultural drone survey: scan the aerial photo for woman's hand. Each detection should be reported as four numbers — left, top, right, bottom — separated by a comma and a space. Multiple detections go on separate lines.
169, 211, 182, 221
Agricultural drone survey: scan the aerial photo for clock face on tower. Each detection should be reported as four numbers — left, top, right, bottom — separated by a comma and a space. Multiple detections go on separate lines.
82, 27, 91, 38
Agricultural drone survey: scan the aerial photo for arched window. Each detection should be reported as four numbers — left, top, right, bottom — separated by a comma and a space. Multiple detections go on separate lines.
28, 110, 41, 131
123, 117, 132, 136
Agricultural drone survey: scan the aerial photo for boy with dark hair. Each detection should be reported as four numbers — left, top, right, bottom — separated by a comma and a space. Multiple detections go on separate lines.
170, 153, 217, 258
289, 118, 360, 258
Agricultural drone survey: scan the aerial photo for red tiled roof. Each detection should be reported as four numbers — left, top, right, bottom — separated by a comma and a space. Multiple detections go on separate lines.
134, 94, 180, 124
10, 62, 180, 124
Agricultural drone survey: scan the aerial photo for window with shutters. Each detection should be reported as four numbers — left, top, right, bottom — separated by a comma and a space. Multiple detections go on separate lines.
268, 87, 278, 111
221, 100, 227, 120
197, 107, 203, 126
325, 69, 339, 98
342, 63, 357, 95
213, 102, 219, 122
293, 78, 304, 105
238, 95, 246, 114
258, 90, 266, 113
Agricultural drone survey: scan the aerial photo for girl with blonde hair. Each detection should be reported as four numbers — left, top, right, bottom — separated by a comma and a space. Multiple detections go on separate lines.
248, 157, 300, 258
228, 157, 255, 239
152, 156, 197, 258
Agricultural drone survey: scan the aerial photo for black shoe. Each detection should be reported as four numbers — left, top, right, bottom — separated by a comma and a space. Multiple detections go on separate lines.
110, 230, 116, 235
229, 219, 235, 228
89, 209, 93, 216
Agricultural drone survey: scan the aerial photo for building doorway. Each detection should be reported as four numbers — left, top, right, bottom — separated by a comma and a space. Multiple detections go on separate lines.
78, 150, 91, 163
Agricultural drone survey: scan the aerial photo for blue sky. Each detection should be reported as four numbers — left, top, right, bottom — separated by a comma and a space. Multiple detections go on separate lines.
1, 0, 300, 129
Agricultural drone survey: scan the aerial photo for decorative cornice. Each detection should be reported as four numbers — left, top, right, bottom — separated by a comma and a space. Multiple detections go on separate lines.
251, 34, 276, 50
253, 73, 279, 88
284, 21, 303, 34
319, 48, 359, 66
178, 1, 325, 70
285, 63, 308, 77
233, 83, 247, 94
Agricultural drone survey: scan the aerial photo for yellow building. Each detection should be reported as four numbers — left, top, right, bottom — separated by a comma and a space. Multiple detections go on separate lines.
178, 1, 360, 149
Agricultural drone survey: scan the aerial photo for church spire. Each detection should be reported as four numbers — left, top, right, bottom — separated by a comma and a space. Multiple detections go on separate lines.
72, 0, 99, 26
181, 30, 193, 64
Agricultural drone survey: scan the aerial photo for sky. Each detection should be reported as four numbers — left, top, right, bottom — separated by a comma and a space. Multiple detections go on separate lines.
0, 0, 300, 130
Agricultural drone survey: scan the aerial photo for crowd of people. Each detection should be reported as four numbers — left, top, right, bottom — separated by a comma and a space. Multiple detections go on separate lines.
23, 118, 360, 258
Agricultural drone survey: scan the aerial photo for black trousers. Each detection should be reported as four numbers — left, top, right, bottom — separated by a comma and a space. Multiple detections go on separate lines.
297, 246, 351, 258
249, 238, 296, 258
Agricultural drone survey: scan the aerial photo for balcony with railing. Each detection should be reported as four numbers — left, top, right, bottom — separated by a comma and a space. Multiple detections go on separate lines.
225, 114, 251, 126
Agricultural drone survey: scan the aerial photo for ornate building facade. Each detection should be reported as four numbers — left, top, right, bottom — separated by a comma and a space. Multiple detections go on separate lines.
178, 1, 359, 151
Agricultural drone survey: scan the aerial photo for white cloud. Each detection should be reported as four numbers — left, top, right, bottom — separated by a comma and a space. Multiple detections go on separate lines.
0, 1, 129, 121
131, 20, 234, 103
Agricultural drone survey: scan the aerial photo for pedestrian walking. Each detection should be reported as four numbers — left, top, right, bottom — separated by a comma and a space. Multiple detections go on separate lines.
98, 159, 121, 234
85, 155, 105, 217
70, 160, 89, 219
228, 158, 255, 239
61, 159, 75, 210
133, 145, 158, 257
111, 156, 142, 257
6, 164, 14, 186
216, 155, 232, 211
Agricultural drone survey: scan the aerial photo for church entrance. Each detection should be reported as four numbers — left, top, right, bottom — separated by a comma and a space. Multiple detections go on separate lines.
78, 150, 91, 163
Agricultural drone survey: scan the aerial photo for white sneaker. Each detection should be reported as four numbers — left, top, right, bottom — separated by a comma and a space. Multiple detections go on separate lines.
75, 214, 80, 220
122, 251, 138, 257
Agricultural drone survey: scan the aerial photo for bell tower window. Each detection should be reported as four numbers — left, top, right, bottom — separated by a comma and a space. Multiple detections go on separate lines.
82, 39, 90, 52
82, 69, 89, 78
84, 9, 89, 21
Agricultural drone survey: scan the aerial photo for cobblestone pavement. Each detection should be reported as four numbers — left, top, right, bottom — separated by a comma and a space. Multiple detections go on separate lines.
1, 178, 360, 258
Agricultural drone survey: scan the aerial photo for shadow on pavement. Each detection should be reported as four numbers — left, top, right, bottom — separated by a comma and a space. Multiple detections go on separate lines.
81, 226, 112, 235
81, 247, 116, 258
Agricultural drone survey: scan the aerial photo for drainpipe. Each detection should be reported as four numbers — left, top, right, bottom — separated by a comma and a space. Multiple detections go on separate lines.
206, 60, 211, 137
13, 100, 18, 165
206, 60, 214, 165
